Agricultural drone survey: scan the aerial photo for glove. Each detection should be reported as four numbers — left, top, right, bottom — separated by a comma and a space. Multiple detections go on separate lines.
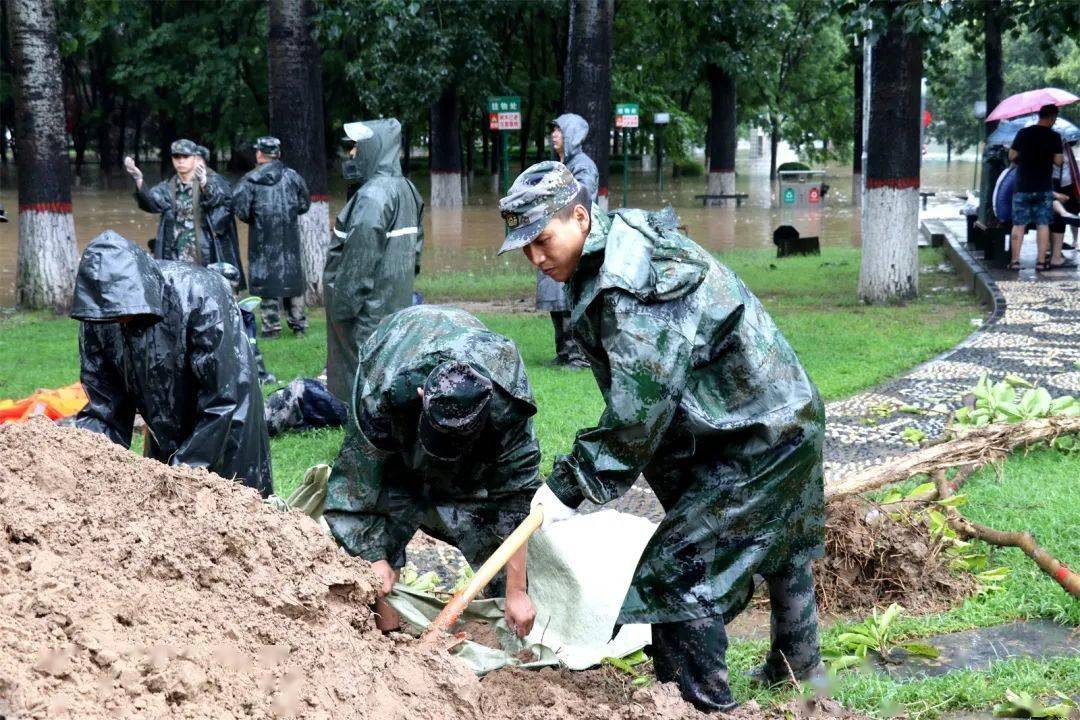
531, 483, 577, 528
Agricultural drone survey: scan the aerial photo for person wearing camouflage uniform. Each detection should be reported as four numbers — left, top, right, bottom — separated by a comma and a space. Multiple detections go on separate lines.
540, 114, 597, 368
233, 136, 311, 338
123, 140, 245, 283
323, 119, 424, 402
323, 305, 540, 637
500, 162, 826, 711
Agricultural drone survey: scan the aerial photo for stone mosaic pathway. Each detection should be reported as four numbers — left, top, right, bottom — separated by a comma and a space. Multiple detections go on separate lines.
820, 217, 1080, 486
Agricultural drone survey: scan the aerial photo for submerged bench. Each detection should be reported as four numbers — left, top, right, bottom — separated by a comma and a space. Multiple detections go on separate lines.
694, 193, 749, 207
919, 191, 936, 209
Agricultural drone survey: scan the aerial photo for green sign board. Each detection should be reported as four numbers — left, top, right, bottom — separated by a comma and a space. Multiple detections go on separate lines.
615, 103, 639, 116
783, 187, 796, 204
488, 96, 522, 131
488, 96, 520, 113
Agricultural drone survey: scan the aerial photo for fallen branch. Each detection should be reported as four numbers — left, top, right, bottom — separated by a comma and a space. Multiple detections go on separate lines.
932, 470, 1080, 600
827, 417, 1080, 499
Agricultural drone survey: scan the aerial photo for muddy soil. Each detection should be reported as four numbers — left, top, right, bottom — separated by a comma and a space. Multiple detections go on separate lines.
480, 667, 868, 720
1, 419, 866, 719
815, 496, 976, 615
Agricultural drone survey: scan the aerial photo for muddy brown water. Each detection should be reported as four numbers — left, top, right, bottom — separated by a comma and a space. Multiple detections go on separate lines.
0, 156, 977, 307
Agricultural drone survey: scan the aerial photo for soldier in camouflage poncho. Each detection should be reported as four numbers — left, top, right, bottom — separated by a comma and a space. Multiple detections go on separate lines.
501, 162, 826, 711
323, 305, 541, 637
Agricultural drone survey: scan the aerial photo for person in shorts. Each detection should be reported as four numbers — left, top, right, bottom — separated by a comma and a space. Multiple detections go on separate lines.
1009, 104, 1064, 271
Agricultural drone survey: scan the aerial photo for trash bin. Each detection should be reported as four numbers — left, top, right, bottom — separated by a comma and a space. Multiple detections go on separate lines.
777, 170, 827, 209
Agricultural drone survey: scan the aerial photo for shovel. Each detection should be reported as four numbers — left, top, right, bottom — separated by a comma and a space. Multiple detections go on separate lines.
420, 505, 545, 645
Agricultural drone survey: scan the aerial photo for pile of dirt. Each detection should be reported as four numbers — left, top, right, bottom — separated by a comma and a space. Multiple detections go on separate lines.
814, 496, 976, 615
2, 419, 861, 720
0, 418, 484, 718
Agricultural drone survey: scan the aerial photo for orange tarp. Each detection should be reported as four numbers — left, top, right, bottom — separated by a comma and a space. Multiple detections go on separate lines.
0, 384, 88, 424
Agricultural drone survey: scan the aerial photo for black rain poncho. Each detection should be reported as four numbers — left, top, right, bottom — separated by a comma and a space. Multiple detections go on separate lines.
547, 209, 826, 625
232, 159, 311, 298
71, 231, 272, 496
136, 170, 247, 290
324, 119, 425, 402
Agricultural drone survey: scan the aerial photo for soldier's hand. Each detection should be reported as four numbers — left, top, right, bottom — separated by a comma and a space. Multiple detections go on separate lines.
123, 156, 143, 186
531, 483, 577, 529
194, 162, 207, 186
370, 559, 398, 598
504, 589, 536, 637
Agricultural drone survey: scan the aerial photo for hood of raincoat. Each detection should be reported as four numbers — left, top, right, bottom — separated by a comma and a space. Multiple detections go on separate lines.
247, 159, 285, 186
552, 113, 589, 162
352, 118, 403, 184
70, 230, 165, 322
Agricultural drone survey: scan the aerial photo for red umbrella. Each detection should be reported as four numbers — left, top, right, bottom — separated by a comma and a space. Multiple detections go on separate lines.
986, 87, 1080, 122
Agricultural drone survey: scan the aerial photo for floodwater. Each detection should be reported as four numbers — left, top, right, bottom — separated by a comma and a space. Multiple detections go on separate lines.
0, 149, 978, 307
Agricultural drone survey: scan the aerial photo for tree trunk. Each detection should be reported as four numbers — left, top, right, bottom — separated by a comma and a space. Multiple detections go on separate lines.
429, 85, 463, 207
946, 138, 952, 164
859, 11, 922, 304
768, 115, 780, 182
268, 0, 330, 306
564, 0, 612, 209
7, 0, 78, 313
705, 63, 736, 206
852, 42, 864, 205
979, 0, 1003, 226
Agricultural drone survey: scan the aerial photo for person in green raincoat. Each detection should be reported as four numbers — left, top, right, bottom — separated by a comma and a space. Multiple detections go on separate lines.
323, 119, 424, 402
500, 162, 826, 711
322, 305, 541, 638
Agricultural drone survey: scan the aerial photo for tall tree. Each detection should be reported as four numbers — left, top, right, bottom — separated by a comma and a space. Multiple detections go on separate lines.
269, 0, 329, 305
705, 63, 736, 201
859, 4, 923, 304
853, 40, 864, 203
7, 0, 78, 312
429, 85, 462, 206
564, 0, 612, 207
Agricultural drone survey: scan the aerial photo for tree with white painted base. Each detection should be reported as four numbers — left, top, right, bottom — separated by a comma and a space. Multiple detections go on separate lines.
705, 63, 736, 206
8, 0, 78, 313
859, 13, 922, 304
269, 0, 329, 306
430, 86, 463, 208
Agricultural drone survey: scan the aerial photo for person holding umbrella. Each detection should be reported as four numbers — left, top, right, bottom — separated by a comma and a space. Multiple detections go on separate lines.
1007, 104, 1064, 271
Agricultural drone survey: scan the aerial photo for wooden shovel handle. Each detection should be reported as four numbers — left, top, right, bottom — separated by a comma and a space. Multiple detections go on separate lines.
420, 506, 544, 644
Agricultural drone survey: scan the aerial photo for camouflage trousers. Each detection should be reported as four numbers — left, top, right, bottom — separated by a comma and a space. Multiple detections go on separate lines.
650, 561, 820, 711
261, 296, 307, 337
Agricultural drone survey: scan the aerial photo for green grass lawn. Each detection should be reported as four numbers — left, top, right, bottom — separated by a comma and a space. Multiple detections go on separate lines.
0, 247, 981, 491
730, 448, 1080, 718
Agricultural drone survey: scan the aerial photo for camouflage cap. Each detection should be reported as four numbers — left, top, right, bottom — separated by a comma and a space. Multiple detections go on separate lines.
497, 161, 581, 255
196, 145, 210, 160
255, 136, 281, 155
417, 361, 492, 459
170, 139, 199, 156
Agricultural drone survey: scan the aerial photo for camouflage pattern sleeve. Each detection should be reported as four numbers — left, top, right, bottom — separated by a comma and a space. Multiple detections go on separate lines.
486, 416, 542, 498
548, 290, 695, 508
322, 421, 394, 563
